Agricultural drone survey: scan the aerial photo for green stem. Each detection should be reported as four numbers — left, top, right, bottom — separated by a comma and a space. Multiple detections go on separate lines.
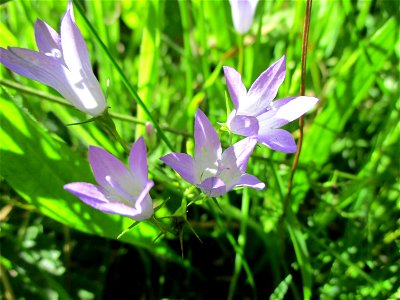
178, 0, 193, 105
207, 201, 257, 300
228, 189, 254, 300
0, 79, 191, 138
95, 110, 130, 153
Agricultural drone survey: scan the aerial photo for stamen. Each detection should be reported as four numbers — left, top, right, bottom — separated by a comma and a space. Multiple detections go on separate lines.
45, 49, 62, 59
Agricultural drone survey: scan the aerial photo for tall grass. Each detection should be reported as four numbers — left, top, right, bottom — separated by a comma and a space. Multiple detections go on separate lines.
0, 0, 398, 299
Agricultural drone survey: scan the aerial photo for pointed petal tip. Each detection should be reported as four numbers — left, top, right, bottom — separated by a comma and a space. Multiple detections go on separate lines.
195, 108, 206, 120
88, 145, 104, 156
223, 65, 234, 73
67, 0, 74, 20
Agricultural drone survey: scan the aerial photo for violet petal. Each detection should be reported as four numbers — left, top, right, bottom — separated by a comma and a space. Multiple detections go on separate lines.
129, 180, 154, 221
160, 152, 197, 185
234, 173, 265, 190
60, 2, 92, 74
88, 146, 140, 193
59, 2, 106, 116
221, 137, 257, 173
197, 177, 227, 197
244, 55, 286, 115
34, 19, 62, 58
217, 137, 257, 189
223, 66, 247, 110
258, 128, 297, 153
194, 109, 222, 171
0, 47, 104, 115
258, 96, 319, 129
0, 47, 67, 87
64, 182, 152, 219
128, 137, 148, 184
227, 113, 259, 136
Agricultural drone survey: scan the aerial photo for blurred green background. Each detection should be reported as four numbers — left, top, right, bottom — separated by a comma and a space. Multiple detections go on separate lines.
0, 0, 399, 299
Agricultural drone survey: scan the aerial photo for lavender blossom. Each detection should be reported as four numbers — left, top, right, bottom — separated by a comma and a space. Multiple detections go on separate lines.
64, 137, 154, 221
229, 0, 259, 34
0, 1, 106, 116
160, 109, 264, 197
223, 55, 319, 153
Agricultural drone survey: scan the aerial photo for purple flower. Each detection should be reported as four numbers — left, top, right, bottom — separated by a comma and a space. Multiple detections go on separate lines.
229, 0, 259, 34
0, 1, 106, 116
223, 55, 319, 153
64, 137, 154, 221
160, 109, 264, 197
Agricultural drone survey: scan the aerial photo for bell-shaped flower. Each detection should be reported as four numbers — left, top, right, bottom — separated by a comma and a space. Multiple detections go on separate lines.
223, 55, 319, 153
0, 1, 106, 116
64, 137, 154, 221
160, 109, 265, 197
229, 0, 259, 34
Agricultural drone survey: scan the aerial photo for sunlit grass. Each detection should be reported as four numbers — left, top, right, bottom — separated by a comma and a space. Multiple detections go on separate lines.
0, 0, 398, 299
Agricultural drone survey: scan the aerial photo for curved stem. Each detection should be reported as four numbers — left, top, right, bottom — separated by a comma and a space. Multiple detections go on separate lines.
178, 0, 193, 105
228, 189, 255, 300
0, 79, 191, 138
95, 110, 130, 153
284, 0, 313, 215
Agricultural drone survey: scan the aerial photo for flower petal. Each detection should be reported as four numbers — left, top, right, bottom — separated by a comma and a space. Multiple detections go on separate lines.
0, 47, 105, 116
34, 19, 62, 58
221, 137, 257, 173
244, 55, 286, 115
88, 146, 139, 194
60, 1, 92, 74
258, 128, 297, 153
194, 109, 222, 167
197, 177, 227, 197
130, 180, 154, 221
128, 137, 148, 183
0, 47, 66, 87
258, 96, 319, 129
234, 173, 265, 190
227, 113, 259, 136
64, 182, 153, 220
223, 66, 247, 110
59, 2, 106, 116
160, 152, 197, 185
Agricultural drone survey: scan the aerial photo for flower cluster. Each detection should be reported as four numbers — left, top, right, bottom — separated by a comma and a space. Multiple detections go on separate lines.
161, 110, 265, 197
0, 1, 318, 223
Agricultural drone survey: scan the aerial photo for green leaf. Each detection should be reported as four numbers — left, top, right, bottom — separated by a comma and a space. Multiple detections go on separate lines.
0, 94, 176, 259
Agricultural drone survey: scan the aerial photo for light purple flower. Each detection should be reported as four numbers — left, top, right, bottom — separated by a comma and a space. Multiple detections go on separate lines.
229, 0, 259, 34
160, 109, 264, 197
223, 55, 319, 153
64, 137, 154, 221
0, 1, 106, 116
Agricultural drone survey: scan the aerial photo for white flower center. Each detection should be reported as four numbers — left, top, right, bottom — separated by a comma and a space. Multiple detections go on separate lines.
104, 175, 135, 207
200, 166, 218, 181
